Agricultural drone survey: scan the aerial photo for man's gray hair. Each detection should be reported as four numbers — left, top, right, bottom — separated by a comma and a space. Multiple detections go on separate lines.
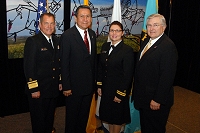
146, 13, 166, 27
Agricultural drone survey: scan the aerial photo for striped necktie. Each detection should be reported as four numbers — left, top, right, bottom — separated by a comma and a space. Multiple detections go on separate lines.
84, 30, 90, 53
141, 40, 151, 58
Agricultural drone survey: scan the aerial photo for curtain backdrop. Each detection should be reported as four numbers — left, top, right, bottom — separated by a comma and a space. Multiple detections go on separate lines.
0, 0, 8, 117
169, 0, 200, 93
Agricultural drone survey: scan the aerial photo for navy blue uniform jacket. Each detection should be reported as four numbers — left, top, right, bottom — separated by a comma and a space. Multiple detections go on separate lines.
24, 32, 60, 98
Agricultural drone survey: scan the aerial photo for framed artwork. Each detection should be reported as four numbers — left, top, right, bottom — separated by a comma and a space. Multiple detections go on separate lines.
71, 0, 147, 53
6, 0, 147, 58
6, 0, 64, 59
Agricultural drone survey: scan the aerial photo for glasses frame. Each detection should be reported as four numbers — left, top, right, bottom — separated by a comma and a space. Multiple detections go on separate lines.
146, 24, 163, 28
109, 29, 123, 33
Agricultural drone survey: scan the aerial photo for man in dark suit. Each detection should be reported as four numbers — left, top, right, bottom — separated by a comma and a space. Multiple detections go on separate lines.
59, 5, 97, 133
24, 13, 62, 133
132, 14, 178, 133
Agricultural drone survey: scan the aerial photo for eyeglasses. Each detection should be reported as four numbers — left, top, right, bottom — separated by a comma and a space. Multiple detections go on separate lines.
146, 24, 162, 28
109, 29, 123, 33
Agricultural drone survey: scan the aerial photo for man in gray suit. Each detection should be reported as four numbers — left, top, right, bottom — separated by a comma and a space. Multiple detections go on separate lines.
132, 14, 178, 133
59, 5, 97, 133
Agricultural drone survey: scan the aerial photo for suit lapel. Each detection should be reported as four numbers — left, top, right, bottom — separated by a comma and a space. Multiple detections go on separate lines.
38, 32, 54, 57
88, 29, 95, 55
138, 34, 165, 63
137, 39, 149, 62
107, 41, 123, 60
52, 36, 59, 56
110, 41, 123, 55
99, 42, 110, 61
73, 26, 90, 54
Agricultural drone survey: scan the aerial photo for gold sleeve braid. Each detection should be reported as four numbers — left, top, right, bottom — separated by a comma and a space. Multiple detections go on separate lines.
117, 90, 126, 97
27, 80, 38, 89
97, 82, 102, 86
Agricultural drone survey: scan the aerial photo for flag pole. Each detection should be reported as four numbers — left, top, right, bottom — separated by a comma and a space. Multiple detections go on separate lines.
107, 0, 122, 42
36, 0, 47, 34
84, 0, 89, 6
168, 0, 172, 36
46, 0, 50, 13
141, 0, 158, 42
84, 2, 96, 132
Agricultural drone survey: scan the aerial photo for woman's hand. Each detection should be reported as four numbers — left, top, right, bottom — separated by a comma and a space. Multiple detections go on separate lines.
97, 88, 102, 96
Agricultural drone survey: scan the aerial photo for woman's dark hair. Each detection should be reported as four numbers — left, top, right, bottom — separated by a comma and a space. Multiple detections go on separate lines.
109, 21, 123, 31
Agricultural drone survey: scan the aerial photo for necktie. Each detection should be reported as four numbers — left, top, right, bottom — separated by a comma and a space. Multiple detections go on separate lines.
106, 45, 115, 61
84, 30, 90, 52
111, 45, 115, 49
49, 39, 54, 49
141, 40, 151, 58
108, 45, 115, 55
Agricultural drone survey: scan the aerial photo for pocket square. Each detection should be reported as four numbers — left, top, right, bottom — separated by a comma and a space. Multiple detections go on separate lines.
41, 48, 47, 51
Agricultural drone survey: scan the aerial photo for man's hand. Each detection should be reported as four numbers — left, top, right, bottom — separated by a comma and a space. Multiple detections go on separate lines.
63, 90, 72, 97
150, 100, 160, 110
113, 96, 121, 103
31, 91, 40, 99
97, 88, 102, 96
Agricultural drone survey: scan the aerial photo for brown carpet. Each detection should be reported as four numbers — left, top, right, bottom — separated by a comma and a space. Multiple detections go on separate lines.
0, 86, 199, 133
166, 86, 200, 133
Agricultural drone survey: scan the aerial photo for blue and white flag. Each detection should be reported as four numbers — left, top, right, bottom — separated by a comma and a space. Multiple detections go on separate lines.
141, 0, 158, 42
35, 0, 47, 34
111, 0, 121, 23
124, 97, 141, 133
107, 0, 122, 42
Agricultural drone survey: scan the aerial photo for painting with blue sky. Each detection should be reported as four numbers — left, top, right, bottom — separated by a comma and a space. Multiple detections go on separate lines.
71, 0, 147, 35
7, 0, 147, 37
6, 0, 64, 58
7, 0, 64, 37
6, 0, 147, 58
